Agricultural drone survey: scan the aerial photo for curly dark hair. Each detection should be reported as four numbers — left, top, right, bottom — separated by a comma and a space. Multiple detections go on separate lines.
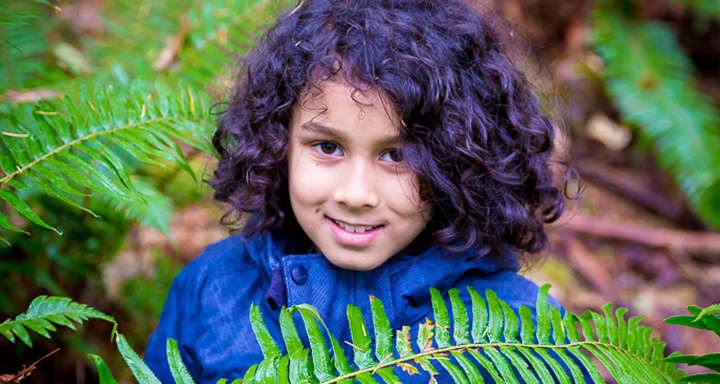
207, 0, 567, 261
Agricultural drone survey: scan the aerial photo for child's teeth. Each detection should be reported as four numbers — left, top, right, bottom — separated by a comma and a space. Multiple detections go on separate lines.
334, 219, 375, 233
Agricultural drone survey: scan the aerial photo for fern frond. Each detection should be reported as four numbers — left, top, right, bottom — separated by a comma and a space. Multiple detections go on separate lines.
590, 0, 720, 229
0, 295, 116, 347
0, 80, 215, 242
84, 291, 717, 384
233, 285, 685, 384
663, 304, 720, 382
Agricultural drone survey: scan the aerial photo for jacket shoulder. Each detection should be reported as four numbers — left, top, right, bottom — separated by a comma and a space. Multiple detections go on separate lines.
144, 234, 259, 383
174, 234, 251, 289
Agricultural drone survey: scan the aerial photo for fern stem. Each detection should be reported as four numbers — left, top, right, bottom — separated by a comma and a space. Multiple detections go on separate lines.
0, 116, 206, 184
322, 340, 672, 384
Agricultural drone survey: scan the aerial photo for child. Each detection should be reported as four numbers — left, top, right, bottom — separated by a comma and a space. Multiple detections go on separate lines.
144, 0, 570, 382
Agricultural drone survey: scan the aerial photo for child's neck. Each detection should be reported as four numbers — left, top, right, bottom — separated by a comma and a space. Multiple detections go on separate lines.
400, 228, 433, 256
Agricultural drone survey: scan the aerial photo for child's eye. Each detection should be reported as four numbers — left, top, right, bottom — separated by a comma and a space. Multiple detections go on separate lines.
313, 142, 342, 156
381, 149, 403, 163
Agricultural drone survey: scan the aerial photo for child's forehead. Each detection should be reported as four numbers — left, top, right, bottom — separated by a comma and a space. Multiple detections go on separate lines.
295, 76, 400, 124
287, 79, 406, 146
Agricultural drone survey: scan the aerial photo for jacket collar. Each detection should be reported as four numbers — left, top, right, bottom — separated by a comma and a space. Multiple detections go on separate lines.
244, 226, 520, 320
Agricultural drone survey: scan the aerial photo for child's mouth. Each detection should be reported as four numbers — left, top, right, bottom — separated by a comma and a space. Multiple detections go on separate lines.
327, 217, 384, 246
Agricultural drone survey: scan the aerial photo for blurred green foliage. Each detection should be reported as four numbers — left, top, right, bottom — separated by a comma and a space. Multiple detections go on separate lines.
590, 0, 720, 229
0, 0, 292, 379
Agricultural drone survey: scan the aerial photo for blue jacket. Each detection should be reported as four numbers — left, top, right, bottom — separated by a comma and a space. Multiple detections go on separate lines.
144, 228, 564, 383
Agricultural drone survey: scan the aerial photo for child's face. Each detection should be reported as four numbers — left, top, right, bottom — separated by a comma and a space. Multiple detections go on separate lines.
288, 78, 433, 271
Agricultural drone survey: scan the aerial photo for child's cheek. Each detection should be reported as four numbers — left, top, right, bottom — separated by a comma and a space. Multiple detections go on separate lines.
288, 149, 331, 205
384, 172, 431, 218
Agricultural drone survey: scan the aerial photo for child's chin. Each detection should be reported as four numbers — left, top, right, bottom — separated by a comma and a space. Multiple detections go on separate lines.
324, 254, 386, 271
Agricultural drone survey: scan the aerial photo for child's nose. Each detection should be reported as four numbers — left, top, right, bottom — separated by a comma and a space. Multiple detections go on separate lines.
332, 159, 380, 210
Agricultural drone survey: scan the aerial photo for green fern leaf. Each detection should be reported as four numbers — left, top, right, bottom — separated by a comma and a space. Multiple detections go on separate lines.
369, 295, 393, 363
417, 317, 434, 353
395, 326, 412, 358
26, 170, 99, 218
115, 333, 161, 384
603, 303, 619, 346
485, 290, 503, 343
627, 317, 644, 355
167, 338, 196, 384
448, 289, 470, 346
0, 295, 116, 347
437, 357, 469, 383
499, 299, 520, 344
616, 307, 629, 349
254, 355, 280, 384
294, 304, 352, 379
502, 346, 541, 383
695, 304, 720, 321
531, 347, 569, 384
463, 348, 501, 382
93, 178, 174, 242
250, 303, 281, 359
429, 287, 452, 348
278, 306, 303, 356
294, 304, 334, 382
450, 350, 484, 383
483, 346, 520, 383
277, 354, 291, 384
375, 366, 401, 383
0, 209, 28, 235
0, 188, 59, 234
688, 306, 720, 337
88, 354, 119, 384
347, 304, 375, 369
519, 305, 536, 344
661, 303, 720, 380
289, 348, 313, 384
242, 364, 257, 384
535, 284, 553, 345
680, 372, 720, 383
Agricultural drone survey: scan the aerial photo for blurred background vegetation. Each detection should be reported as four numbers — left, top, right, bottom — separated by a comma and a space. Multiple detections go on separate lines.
0, 0, 719, 382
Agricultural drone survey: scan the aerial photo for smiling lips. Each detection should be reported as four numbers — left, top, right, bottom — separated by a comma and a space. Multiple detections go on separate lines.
327, 217, 384, 246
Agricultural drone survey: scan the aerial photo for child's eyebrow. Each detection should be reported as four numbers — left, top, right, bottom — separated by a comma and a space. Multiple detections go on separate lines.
300, 121, 401, 146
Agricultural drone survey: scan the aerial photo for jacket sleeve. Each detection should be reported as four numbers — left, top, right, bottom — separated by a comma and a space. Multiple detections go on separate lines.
144, 264, 203, 384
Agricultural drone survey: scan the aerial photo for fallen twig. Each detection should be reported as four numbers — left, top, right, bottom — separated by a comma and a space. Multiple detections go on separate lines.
554, 235, 622, 302
551, 215, 720, 255
153, 18, 191, 71
576, 160, 704, 227
2, 89, 62, 104
0, 348, 59, 383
